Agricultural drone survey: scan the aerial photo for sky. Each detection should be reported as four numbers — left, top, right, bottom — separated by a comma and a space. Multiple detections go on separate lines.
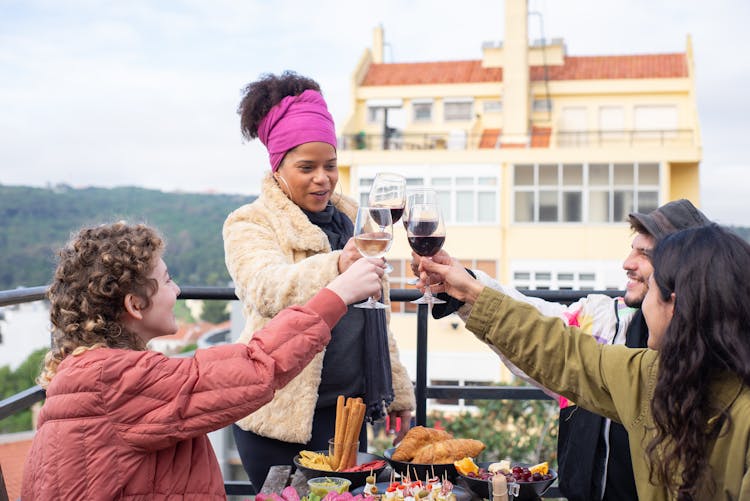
1, 0, 748, 225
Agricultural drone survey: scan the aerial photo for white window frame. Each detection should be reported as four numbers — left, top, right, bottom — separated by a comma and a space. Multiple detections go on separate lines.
357, 164, 499, 226
411, 98, 433, 122
443, 97, 474, 121
512, 162, 660, 224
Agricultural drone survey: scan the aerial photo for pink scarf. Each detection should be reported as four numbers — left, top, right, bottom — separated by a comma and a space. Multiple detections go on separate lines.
257, 89, 337, 172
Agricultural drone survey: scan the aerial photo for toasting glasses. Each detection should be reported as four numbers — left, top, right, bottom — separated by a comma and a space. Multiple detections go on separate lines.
404, 188, 438, 285
406, 202, 446, 305
368, 173, 406, 274
353, 207, 393, 309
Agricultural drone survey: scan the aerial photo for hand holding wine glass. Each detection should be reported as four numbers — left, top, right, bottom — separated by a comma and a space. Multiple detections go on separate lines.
406, 202, 446, 305
404, 188, 437, 284
353, 207, 393, 309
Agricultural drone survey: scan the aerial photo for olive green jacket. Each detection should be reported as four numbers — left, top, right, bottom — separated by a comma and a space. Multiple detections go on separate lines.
466, 288, 750, 501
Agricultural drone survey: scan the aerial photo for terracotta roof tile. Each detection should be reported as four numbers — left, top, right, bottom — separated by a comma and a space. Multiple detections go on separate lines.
1, 435, 34, 501
362, 54, 687, 86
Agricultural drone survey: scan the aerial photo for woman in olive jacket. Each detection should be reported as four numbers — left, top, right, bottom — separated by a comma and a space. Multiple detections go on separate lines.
418, 225, 750, 501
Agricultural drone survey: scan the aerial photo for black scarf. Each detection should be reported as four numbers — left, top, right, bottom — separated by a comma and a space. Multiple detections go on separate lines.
304, 203, 395, 422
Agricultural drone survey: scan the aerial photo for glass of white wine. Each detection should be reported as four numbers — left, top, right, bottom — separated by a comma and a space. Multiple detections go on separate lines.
353, 207, 393, 309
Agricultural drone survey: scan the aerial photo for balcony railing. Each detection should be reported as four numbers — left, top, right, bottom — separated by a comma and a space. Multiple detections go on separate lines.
1, 285, 622, 497
338, 128, 694, 151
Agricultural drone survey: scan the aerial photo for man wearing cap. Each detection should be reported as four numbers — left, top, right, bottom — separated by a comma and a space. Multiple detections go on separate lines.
413, 199, 711, 501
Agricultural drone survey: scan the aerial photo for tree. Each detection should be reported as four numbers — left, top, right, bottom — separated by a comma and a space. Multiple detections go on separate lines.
0, 347, 47, 433
201, 300, 230, 324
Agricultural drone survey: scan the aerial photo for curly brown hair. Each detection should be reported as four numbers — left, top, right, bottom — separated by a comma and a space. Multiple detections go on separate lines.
237, 70, 321, 141
646, 225, 750, 499
39, 222, 165, 388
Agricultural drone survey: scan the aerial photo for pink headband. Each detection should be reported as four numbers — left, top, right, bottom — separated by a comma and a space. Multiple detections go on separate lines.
257, 89, 337, 172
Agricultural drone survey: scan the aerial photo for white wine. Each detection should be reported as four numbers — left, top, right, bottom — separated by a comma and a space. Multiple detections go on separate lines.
355, 232, 392, 258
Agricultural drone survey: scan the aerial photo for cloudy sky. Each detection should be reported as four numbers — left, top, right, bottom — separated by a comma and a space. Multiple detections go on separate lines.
1, 0, 748, 225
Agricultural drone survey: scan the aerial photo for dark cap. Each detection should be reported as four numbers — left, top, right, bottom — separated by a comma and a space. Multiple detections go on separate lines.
629, 199, 711, 240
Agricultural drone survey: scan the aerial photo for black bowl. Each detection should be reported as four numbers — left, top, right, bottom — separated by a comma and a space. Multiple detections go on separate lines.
293, 451, 387, 488
458, 462, 557, 501
383, 447, 459, 481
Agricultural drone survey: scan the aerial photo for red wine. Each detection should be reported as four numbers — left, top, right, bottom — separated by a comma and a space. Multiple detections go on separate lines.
408, 219, 439, 235
370, 206, 403, 226
390, 207, 404, 224
408, 236, 445, 257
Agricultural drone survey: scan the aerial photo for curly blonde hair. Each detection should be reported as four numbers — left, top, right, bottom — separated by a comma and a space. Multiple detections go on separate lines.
39, 222, 165, 388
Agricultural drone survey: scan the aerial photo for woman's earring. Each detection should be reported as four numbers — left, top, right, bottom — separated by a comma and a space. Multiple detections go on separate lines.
332, 179, 344, 208
275, 173, 295, 205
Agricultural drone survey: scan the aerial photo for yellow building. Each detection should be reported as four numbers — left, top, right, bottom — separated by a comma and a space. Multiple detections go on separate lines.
337, 0, 701, 404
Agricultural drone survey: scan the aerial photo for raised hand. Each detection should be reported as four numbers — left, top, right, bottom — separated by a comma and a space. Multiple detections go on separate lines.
327, 258, 385, 305
338, 237, 363, 273
418, 256, 484, 305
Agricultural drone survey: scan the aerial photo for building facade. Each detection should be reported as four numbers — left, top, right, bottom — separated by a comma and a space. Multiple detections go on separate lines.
336, 0, 701, 397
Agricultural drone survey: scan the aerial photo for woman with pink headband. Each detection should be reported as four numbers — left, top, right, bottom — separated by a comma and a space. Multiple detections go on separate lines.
223, 71, 415, 489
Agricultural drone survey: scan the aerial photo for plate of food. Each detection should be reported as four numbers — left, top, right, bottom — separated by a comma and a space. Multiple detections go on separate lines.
351, 477, 471, 501
293, 450, 388, 488
383, 426, 485, 481
457, 459, 556, 501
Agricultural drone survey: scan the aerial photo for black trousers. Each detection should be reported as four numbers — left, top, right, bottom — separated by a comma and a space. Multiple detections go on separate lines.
232, 404, 367, 492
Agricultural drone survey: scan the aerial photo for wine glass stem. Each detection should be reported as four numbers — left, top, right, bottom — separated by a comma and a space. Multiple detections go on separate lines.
423, 269, 434, 300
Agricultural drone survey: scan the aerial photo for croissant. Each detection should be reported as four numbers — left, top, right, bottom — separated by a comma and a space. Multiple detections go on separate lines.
391, 426, 453, 461
411, 438, 486, 464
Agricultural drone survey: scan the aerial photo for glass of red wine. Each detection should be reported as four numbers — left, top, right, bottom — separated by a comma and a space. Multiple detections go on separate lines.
353, 207, 393, 309
369, 173, 406, 274
406, 202, 446, 305
404, 188, 437, 284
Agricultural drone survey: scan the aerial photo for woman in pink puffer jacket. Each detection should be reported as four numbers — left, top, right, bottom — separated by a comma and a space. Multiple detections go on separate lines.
21, 222, 384, 500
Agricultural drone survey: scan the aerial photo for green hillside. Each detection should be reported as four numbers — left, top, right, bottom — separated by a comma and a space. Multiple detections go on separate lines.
0, 184, 254, 289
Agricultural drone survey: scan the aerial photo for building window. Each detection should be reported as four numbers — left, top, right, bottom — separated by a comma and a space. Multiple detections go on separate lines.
483, 100, 503, 113
599, 106, 625, 140
513, 162, 659, 223
532, 98, 552, 113
412, 100, 433, 122
512, 270, 598, 291
367, 107, 385, 124
634, 105, 678, 139
359, 172, 498, 225
559, 106, 588, 146
444, 99, 474, 121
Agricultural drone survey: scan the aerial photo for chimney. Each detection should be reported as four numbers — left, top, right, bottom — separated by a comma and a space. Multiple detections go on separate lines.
502, 0, 529, 145
373, 25, 384, 64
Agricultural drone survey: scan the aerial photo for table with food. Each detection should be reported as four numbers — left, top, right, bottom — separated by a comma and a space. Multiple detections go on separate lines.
256, 396, 556, 501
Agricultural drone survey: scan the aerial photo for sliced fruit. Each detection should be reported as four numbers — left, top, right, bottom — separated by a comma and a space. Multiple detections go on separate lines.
529, 461, 548, 475
453, 457, 479, 476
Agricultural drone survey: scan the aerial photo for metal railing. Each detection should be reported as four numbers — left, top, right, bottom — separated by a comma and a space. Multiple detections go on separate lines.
337, 128, 694, 151
1, 285, 621, 497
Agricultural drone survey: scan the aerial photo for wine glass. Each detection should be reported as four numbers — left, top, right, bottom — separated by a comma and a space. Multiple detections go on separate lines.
368, 173, 406, 274
369, 172, 406, 225
353, 207, 393, 309
404, 188, 437, 284
407, 202, 446, 305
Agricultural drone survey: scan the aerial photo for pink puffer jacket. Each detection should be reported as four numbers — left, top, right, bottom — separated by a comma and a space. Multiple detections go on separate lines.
21, 289, 345, 500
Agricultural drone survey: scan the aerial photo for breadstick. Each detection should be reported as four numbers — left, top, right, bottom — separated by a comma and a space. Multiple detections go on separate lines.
331, 395, 346, 471
332, 397, 350, 471
339, 401, 366, 470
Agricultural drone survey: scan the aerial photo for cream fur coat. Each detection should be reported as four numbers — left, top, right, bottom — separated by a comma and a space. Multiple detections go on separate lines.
223, 173, 416, 443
